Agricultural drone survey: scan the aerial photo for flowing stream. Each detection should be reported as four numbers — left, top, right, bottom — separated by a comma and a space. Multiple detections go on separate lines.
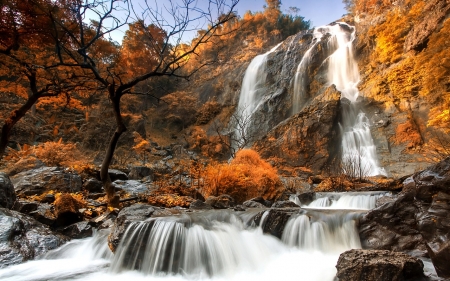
0, 192, 383, 281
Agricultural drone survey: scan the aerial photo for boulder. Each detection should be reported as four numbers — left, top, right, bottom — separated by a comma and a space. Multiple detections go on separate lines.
11, 167, 82, 196
107, 169, 128, 181
82, 178, 103, 193
108, 204, 175, 252
0, 173, 16, 209
296, 192, 316, 206
60, 221, 93, 239
12, 200, 38, 214
54, 194, 84, 227
205, 195, 235, 209
271, 200, 299, 208
243, 200, 266, 208
113, 180, 149, 195
189, 199, 213, 210
255, 209, 293, 239
336, 249, 426, 281
0, 208, 68, 268
128, 166, 154, 181
253, 86, 341, 173
29, 203, 56, 226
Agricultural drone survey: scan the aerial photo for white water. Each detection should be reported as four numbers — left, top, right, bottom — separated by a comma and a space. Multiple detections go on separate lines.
292, 23, 386, 176
0, 194, 376, 281
233, 43, 281, 150
305, 191, 389, 210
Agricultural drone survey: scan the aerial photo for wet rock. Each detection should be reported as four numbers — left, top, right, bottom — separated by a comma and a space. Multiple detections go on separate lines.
0, 208, 68, 268
259, 209, 293, 239
0, 173, 16, 209
336, 249, 426, 281
205, 195, 235, 209
60, 221, 93, 239
189, 199, 213, 210
54, 194, 83, 227
29, 203, 56, 226
107, 169, 128, 181
128, 166, 154, 181
108, 204, 174, 252
113, 180, 149, 195
296, 192, 316, 206
83, 178, 103, 193
243, 200, 266, 208
243, 196, 271, 207
11, 167, 82, 196
271, 200, 299, 208
359, 192, 426, 255
412, 158, 450, 203
40, 193, 55, 204
253, 86, 341, 173
12, 200, 38, 214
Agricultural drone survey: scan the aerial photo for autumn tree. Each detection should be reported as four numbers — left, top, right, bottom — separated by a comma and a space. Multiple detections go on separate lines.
43, 0, 239, 206
0, 0, 97, 157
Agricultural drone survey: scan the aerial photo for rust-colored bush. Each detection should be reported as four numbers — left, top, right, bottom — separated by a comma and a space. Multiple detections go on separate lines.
393, 119, 423, 149
202, 149, 283, 203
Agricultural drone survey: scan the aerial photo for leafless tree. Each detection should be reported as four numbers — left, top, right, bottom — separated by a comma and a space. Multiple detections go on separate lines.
45, 0, 239, 206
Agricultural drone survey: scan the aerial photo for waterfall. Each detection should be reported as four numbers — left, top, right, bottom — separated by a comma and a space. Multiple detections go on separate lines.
232, 43, 281, 150
0, 192, 383, 281
292, 22, 386, 176
304, 191, 389, 210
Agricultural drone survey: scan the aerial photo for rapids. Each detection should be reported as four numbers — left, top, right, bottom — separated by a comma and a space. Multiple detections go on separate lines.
0, 192, 383, 281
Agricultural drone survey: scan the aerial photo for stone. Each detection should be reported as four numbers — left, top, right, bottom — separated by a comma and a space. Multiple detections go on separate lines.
271, 200, 299, 208
54, 194, 83, 227
189, 199, 213, 210
128, 166, 154, 181
336, 249, 426, 281
108, 204, 174, 252
113, 180, 149, 195
296, 192, 316, 206
83, 178, 103, 193
205, 195, 235, 209
11, 167, 82, 196
29, 203, 56, 226
0, 208, 67, 268
107, 169, 128, 181
40, 193, 55, 204
60, 221, 93, 239
12, 200, 38, 214
256, 209, 293, 239
253, 86, 341, 173
0, 173, 16, 209
243, 200, 266, 208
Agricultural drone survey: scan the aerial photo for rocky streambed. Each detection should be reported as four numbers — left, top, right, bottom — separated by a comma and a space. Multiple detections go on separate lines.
0, 157, 449, 280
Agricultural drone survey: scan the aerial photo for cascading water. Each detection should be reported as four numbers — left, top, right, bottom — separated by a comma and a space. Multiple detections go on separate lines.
292, 23, 386, 176
232, 43, 281, 150
0, 192, 383, 281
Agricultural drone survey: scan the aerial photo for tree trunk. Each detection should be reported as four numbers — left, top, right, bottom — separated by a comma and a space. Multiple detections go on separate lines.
0, 93, 41, 159
100, 93, 127, 207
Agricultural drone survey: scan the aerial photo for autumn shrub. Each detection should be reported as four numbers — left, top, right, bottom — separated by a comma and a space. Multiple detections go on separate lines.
202, 149, 283, 203
34, 140, 83, 167
195, 100, 222, 125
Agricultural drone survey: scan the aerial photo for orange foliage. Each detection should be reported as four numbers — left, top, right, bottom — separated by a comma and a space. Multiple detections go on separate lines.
202, 149, 283, 203
393, 120, 423, 149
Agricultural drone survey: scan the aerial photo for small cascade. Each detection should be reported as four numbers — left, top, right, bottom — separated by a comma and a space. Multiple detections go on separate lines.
292, 22, 386, 176
233, 43, 281, 150
281, 211, 362, 252
305, 191, 389, 210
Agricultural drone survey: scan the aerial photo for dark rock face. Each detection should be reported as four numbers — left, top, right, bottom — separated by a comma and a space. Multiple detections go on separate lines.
29, 203, 56, 226
113, 180, 149, 195
205, 195, 236, 209
271, 200, 299, 208
54, 194, 83, 227
108, 204, 175, 252
243, 200, 266, 208
128, 166, 154, 181
253, 86, 341, 172
404, 0, 450, 52
12, 200, 39, 214
83, 178, 103, 193
0, 173, 16, 209
107, 169, 128, 182
336, 249, 426, 281
255, 209, 293, 239
360, 157, 450, 278
0, 208, 68, 268
11, 167, 82, 196
189, 199, 213, 210
296, 192, 316, 205
60, 221, 93, 239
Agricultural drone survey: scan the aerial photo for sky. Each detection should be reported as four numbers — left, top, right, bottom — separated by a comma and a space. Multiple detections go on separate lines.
95, 0, 347, 43
235, 0, 347, 27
